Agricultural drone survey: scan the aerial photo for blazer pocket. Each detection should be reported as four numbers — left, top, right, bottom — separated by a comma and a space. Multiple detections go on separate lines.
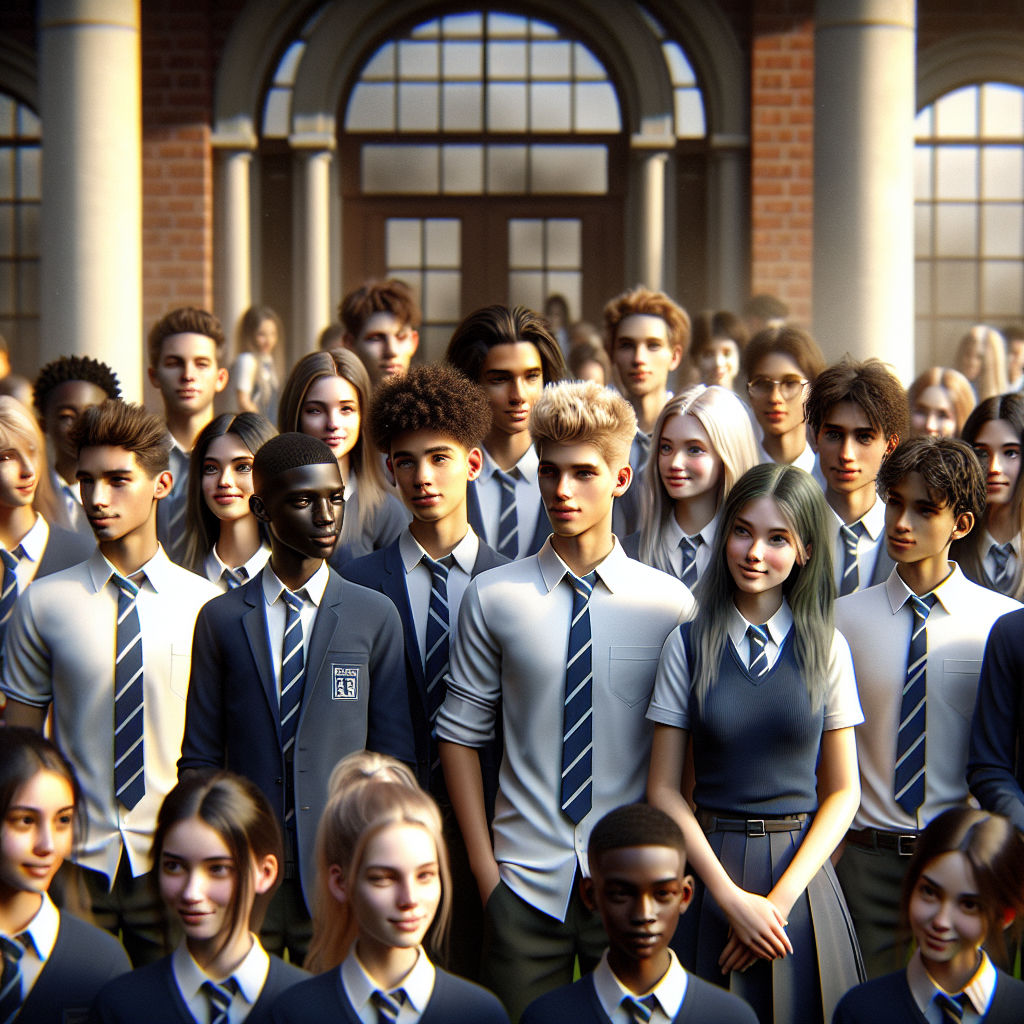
326, 652, 367, 701
941, 659, 983, 721
170, 643, 191, 701
608, 646, 663, 707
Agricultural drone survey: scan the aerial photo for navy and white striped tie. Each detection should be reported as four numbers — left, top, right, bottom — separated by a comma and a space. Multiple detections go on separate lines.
221, 566, 247, 590
745, 623, 771, 679
561, 571, 597, 824
839, 521, 866, 597
113, 571, 146, 811
371, 988, 406, 1024
495, 469, 519, 560
201, 978, 237, 1024
990, 542, 1014, 593
422, 555, 452, 781
679, 534, 701, 589
279, 590, 306, 759
621, 994, 658, 1023
0, 546, 24, 646
934, 992, 967, 1023
895, 593, 937, 815
0, 936, 23, 1024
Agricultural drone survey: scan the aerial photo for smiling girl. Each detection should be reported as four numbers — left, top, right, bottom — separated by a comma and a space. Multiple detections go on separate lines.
647, 462, 865, 1024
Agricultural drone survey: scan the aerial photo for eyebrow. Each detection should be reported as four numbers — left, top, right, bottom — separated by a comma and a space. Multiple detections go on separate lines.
733, 515, 791, 535
920, 873, 979, 900
161, 850, 236, 863
394, 445, 456, 458
823, 421, 877, 433
7, 804, 75, 815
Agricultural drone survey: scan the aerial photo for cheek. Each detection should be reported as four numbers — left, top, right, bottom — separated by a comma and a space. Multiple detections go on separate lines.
159, 872, 185, 904
299, 410, 324, 435
235, 474, 255, 498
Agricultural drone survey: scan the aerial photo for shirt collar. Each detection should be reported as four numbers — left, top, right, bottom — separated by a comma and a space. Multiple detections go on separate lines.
399, 526, 479, 576
664, 512, 718, 549
9, 892, 59, 963
829, 495, 885, 541
11, 514, 48, 563
171, 935, 270, 1007
906, 948, 996, 1017
480, 444, 539, 485
261, 560, 330, 608
727, 597, 793, 649
885, 560, 969, 617
591, 948, 687, 1021
983, 530, 1017, 556
537, 536, 630, 596
341, 945, 436, 1015
87, 544, 175, 595
204, 542, 272, 585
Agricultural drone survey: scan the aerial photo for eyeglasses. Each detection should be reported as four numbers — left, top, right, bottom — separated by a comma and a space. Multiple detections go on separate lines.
747, 377, 809, 400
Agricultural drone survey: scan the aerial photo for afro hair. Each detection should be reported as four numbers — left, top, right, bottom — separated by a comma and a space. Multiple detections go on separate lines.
34, 356, 121, 417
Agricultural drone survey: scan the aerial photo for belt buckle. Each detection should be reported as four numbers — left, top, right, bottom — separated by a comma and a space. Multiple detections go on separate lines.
897, 834, 916, 856
746, 819, 766, 837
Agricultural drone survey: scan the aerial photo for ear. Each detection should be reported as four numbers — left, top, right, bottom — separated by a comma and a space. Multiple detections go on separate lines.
326, 863, 348, 907
154, 470, 173, 500
408, 330, 420, 354
800, 540, 812, 565
884, 433, 900, 459
253, 853, 278, 895
808, 430, 820, 455
384, 457, 395, 486
341, 333, 356, 350
669, 346, 683, 372
678, 872, 695, 915
147, 366, 159, 388
579, 875, 597, 913
1003, 908, 1016, 930
249, 494, 271, 523
214, 366, 229, 394
613, 464, 632, 498
467, 446, 484, 482
951, 511, 975, 542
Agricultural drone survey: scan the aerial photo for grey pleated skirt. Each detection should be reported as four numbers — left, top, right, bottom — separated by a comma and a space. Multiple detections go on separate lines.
669, 817, 864, 1024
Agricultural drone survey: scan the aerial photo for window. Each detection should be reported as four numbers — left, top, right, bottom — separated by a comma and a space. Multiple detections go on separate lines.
262, 3, 330, 138
508, 218, 582, 319
915, 83, 1024, 359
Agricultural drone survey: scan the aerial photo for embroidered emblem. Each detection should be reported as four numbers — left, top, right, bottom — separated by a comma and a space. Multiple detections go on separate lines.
332, 665, 359, 699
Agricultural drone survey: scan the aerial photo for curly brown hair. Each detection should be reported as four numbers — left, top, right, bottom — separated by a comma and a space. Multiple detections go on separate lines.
147, 307, 225, 368
369, 365, 491, 455
602, 286, 690, 355
805, 356, 908, 442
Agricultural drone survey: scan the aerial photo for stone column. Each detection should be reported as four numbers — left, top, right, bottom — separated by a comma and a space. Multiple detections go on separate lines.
38, 0, 142, 399
293, 142, 333, 355
710, 134, 750, 314
813, 0, 916, 379
218, 148, 253, 348
632, 137, 673, 292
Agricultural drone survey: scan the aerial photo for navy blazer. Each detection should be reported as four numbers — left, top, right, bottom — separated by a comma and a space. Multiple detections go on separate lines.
35, 524, 96, 579
179, 565, 416, 909
341, 535, 508, 805
269, 963, 510, 1024
467, 479, 550, 558
90, 951, 307, 1024
968, 607, 1024, 832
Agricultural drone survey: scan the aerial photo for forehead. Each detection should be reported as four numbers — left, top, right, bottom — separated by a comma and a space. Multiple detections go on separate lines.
822, 400, 875, 432
361, 822, 437, 867
973, 418, 1020, 447
734, 495, 792, 532
915, 385, 954, 411
163, 815, 233, 860
8, 768, 75, 811
592, 844, 683, 881
205, 433, 254, 462
305, 375, 359, 405
615, 314, 669, 345
159, 332, 219, 361
480, 341, 543, 376
391, 428, 467, 457
917, 850, 978, 895
538, 439, 609, 471
358, 312, 408, 340
660, 412, 712, 447
751, 352, 804, 379
264, 462, 343, 494
700, 337, 740, 355
889, 470, 947, 507
47, 379, 109, 410
77, 445, 144, 474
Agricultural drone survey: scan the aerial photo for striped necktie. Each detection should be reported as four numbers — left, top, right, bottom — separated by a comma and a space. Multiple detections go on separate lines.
679, 534, 701, 589
201, 978, 237, 1024
279, 589, 306, 762
990, 542, 1014, 592
495, 469, 519, 560
621, 994, 659, 1023
934, 992, 968, 1023
163, 447, 189, 565
561, 570, 597, 824
113, 571, 146, 810
745, 623, 771, 679
422, 554, 453, 782
839, 521, 867, 597
371, 988, 406, 1024
0, 546, 24, 646
895, 593, 937, 815
221, 566, 247, 590
0, 936, 23, 1024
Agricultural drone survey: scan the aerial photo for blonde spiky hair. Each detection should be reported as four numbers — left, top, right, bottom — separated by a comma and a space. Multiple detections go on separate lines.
529, 380, 636, 470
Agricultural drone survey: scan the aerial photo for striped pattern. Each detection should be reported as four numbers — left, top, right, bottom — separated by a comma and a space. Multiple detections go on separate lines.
895, 593, 937, 815
222, 566, 247, 590
561, 570, 597, 824
679, 534, 701, 589
620, 994, 658, 1023
495, 469, 519, 560
745, 623, 771, 678
0, 546, 23, 646
422, 554, 453, 781
163, 448, 189, 564
371, 988, 406, 1024
839, 520, 866, 597
990, 541, 1014, 593
279, 589, 306, 778
0, 937, 22, 1024
113, 572, 146, 811
201, 978, 237, 1024
934, 992, 967, 1022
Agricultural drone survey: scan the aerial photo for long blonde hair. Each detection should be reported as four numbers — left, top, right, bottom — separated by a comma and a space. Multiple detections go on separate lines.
0, 396, 61, 525
956, 326, 1008, 402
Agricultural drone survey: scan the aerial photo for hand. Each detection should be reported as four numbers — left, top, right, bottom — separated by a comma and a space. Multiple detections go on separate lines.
720, 888, 793, 963
473, 856, 501, 907
719, 931, 761, 974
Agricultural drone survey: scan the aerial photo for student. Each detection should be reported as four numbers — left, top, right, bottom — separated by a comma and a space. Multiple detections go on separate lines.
906, 368, 975, 439
833, 807, 1024, 1024
834, 437, 1019, 980
148, 308, 230, 566
184, 412, 276, 592
647, 462, 864, 1024
955, 326, 1008, 402
33, 355, 121, 536
445, 304, 567, 561
340, 279, 421, 388
603, 287, 689, 538
179, 432, 415, 963
567, 336, 612, 388
278, 349, 407, 570
689, 310, 748, 394
0, 728, 130, 1024
437, 381, 694, 1020
742, 294, 788, 337
232, 306, 283, 422
1, 400, 220, 965
623, 385, 759, 587
91, 771, 308, 1024
270, 760, 509, 1023
743, 325, 826, 479
951, 395, 1024, 599
521, 804, 757, 1024
1004, 325, 1024, 393
805, 358, 905, 596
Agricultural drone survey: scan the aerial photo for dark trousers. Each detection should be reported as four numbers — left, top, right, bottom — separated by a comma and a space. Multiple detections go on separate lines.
437, 800, 484, 981
260, 876, 313, 966
480, 873, 607, 1023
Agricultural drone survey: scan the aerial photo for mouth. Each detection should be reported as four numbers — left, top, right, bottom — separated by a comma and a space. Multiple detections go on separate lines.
379, 362, 402, 375
412, 494, 441, 506
887, 535, 913, 551
310, 533, 338, 548
176, 389, 200, 401
737, 564, 766, 578
22, 863, 54, 879
390, 916, 427, 933
88, 514, 117, 527
548, 506, 578, 520
178, 909, 213, 926
832, 469, 858, 482
214, 493, 244, 504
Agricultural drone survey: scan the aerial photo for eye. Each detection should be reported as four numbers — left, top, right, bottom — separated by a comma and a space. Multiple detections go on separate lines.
918, 881, 937, 898
56, 812, 74, 828
769, 533, 791, 546
202, 463, 219, 475
161, 858, 184, 875
1006, 447, 1020, 460
417, 867, 438, 883
659, 443, 673, 455
687, 445, 706, 456
236, 463, 252, 474
732, 525, 749, 537
960, 896, 982, 914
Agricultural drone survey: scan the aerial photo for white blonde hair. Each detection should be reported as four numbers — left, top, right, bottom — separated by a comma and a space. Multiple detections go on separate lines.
529, 380, 637, 469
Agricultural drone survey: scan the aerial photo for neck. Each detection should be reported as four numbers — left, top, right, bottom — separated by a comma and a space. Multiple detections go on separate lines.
410, 506, 469, 561
337, 453, 350, 488
0, 504, 36, 549
674, 489, 718, 537
269, 549, 322, 592
187, 928, 254, 981
629, 389, 668, 436
761, 424, 807, 465
355, 936, 420, 993
215, 515, 263, 569
166, 407, 213, 453
550, 515, 615, 577
53, 453, 78, 488
921, 947, 982, 1001
826, 482, 877, 526
733, 585, 783, 626
986, 503, 1016, 544
607, 947, 672, 998
100, 510, 160, 576
895, 553, 954, 597
484, 429, 532, 472
0, 885, 43, 939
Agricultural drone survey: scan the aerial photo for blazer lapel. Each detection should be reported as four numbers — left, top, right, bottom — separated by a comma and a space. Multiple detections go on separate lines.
300, 571, 343, 719
242, 581, 281, 742
382, 543, 426, 705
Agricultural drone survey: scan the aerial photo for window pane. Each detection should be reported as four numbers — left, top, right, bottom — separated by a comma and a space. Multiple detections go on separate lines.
424, 269, 461, 321
530, 20, 558, 39
18, 106, 39, 140
982, 204, 1024, 258
386, 219, 422, 267
18, 204, 38, 258
442, 13, 482, 37
424, 219, 460, 268
391, 271, 423, 312
576, 83, 620, 133
982, 84, 1024, 138
361, 43, 395, 80
914, 146, 933, 200
982, 147, 1023, 201
410, 20, 439, 39
509, 219, 544, 268
443, 41, 482, 80
530, 83, 571, 132
488, 42, 527, 80
0, 97, 13, 137
936, 86, 978, 137
982, 261, 1024, 315
545, 272, 581, 321
935, 261, 977, 315
509, 270, 544, 311
530, 41, 570, 79
487, 145, 527, 192
363, 145, 439, 194
18, 262, 37, 315
398, 83, 439, 131
17, 149, 39, 201
346, 84, 395, 131
443, 84, 482, 131
935, 203, 977, 257
545, 219, 581, 268
487, 83, 527, 131
936, 319, 975, 360
675, 89, 705, 138
574, 44, 605, 81
663, 42, 696, 86
263, 88, 291, 137
915, 204, 932, 257
530, 144, 607, 193
0, 263, 13, 314
0, 207, 12, 256
488, 13, 527, 37
915, 262, 931, 314
273, 41, 305, 86
935, 146, 978, 200
442, 145, 483, 193
399, 41, 439, 79
914, 106, 934, 139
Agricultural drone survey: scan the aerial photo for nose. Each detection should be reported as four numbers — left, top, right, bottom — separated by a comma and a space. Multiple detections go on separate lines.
414, 459, 433, 488
508, 378, 525, 403
925, 412, 940, 435
218, 465, 233, 489
555, 471, 573, 500
382, 333, 399, 357
839, 434, 856, 463
313, 496, 334, 525
181, 361, 196, 381
636, 893, 656, 922
746, 537, 765, 561
33, 820, 55, 856
182, 868, 205, 903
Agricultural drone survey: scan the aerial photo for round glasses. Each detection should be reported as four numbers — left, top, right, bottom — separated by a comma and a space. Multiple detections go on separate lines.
746, 377, 809, 400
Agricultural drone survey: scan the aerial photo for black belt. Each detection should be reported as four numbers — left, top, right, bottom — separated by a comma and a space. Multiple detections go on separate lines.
697, 810, 808, 836
845, 827, 918, 856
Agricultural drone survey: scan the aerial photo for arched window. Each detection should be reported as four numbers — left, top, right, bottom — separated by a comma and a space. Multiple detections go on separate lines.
915, 83, 1024, 361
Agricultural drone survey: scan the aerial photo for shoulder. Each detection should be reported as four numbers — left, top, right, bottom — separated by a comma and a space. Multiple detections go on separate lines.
339, 547, 390, 589
473, 541, 511, 575
678, 974, 759, 1023
835, 582, 889, 618
161, 561, 221, 604
989, 967, 1024, 1017
330, 569, 401, 619
428, 968, 511, 1022
610, 555, 695, 616
988, 606, 1024, 642
955, 577, 1021, 621
832, 972, 914, 1023
196, 581, 252, 624
260, 954, 310, 1000
268, 970, 345, 1023
620, 531, 641, 560
520, 977, 594, 1023
91, 958, 175, 1017
55, 912, 131, 967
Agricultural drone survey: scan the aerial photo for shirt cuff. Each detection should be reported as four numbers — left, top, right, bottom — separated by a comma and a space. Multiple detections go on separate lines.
645, 702, 690, 730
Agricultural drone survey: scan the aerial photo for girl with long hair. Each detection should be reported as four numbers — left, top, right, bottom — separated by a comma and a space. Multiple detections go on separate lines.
647, 462, 864, 1024
955, 326, 1008, 403
906, 367, 976, 439
232, 306, 284, 422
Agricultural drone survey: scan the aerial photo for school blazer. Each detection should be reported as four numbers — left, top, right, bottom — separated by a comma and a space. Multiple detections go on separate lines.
18, 911, 130, 1024
340, 536, 509, 802
178, 566, 416, 909
34, 524, 96, 580
89, 951, 307, 1024
467, 479, 551, 558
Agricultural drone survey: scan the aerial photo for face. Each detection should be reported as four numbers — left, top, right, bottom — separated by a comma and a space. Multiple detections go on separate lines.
657, 413, 723, 504
348, 312, 419, 386
299, 376, 361, 462
43, 380, 110, 463
971, 419, 1021, 508
747, 353, 810, 438
148, 333, 228, 418
726, 496, 805, 596
911, 385, 958, 439
388, 430, 482, 525
576, 360, 606, 387
0, 442, 37, 509
697, 339, 741, 390
77, 446, 171, 543
909, 852, 986, 975
885, 471, 973, 564
1008, 341, 1024, 383
583, 846, 692, 964
251, 462, 344, 560
538, 441, 630, 539
814, 400, 896, 496
611, 315, 682, 399
201, 433, 256, 523
960, 342, 983, 382
254, 318, 278, 356
479, 342, 544, 438
0, 770, 74, 897
331, 823, 441, 955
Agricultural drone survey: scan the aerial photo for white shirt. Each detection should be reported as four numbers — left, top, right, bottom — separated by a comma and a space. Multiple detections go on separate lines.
2, 892, 59, 1001
398, 527, 478, 665
204, 542, 271, 593
4, 513, 49, 592
1, 545, 219, 881
980, 530, 1019, 594
835, 563, 1019, 831
828, 495, 886, 593
475, 445, 542, 559
660, 513, 717, 583
758, 440, 827, 490
592, 948, 688, 1024
341, 945, 435, 1024
261, 561, 329, 696
906, 948, 994, 1024
437, 538, 694, 921
171, 935, 270, 1024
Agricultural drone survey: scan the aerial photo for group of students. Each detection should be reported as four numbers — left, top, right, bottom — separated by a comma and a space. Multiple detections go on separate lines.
0, 278, 1022, 1023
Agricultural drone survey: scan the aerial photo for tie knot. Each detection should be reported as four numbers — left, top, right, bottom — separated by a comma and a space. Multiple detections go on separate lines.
283, 588, 304, 614
991, 541, 1014, 565
422, 554, 453, 581
840, 521, 866, 546
371, 988, 406, 1021
0, 547, 22, 572
495, 468, 517, 488
111, 572, 141, 601
201, 978, 237, 1014
746, 622, 770, 647
567, 570, 597, 601
621, 993, 658, 1023
222, 567, 247, 589
934, 991, 967, 1022
680, 533, 702, 554
909, 592, 937, 621
0, 936, 23, 964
